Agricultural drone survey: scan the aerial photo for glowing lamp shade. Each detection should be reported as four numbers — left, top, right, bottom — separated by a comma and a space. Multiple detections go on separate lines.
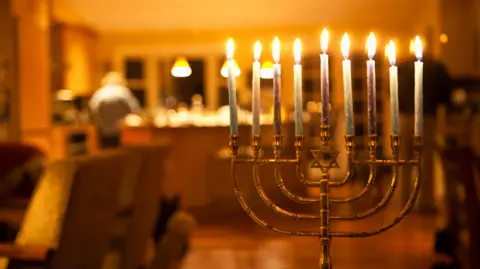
220, 60, 241, 78
260, 61, 274, 79
171, 57, 192, 77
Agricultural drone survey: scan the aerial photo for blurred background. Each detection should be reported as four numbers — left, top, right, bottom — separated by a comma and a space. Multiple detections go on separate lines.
0, 0, 479, 269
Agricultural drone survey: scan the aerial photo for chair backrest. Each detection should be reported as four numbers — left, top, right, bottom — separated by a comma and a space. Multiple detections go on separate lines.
14, 159, 77, 248
439, 148, 480, 269
115, 148, 145, 213
50, 152, 127, 269
121, 143, 171, 269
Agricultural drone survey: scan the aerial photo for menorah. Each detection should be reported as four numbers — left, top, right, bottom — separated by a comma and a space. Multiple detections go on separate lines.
229, 127, 422, 268
225, 32, 424, 268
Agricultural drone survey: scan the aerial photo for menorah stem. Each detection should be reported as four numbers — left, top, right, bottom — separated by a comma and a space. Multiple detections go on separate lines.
319, 124, 332, 269
252, 135, 261, 159
273, 135, 282, 159
319, 173, 332, 269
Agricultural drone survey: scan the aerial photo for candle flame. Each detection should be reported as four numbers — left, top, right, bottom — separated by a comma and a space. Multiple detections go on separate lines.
387, 41, 396, 66
293, 38, 302, 64
341, 33, 350, 59
321, 29, 329, 53
226, 38, 235, 60
366, 33, 376, 59
414, 35, 423, 60
254, 41, 262, 61
272, 37, 280, 63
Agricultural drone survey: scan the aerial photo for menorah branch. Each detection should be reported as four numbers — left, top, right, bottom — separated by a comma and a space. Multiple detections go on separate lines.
330, 165, 376, 203
253, 164, 321, 220
330, 136, 422, 237
330, 170, 397, 220
331, 165, 420, 237
230, 137, 321, 236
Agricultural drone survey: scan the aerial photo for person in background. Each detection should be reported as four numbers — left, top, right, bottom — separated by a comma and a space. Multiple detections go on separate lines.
397, 53, 452, 213
89, 72, 140, 149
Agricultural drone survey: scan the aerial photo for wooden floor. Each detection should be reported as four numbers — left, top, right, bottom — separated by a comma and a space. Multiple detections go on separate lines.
182, 212, 436, 269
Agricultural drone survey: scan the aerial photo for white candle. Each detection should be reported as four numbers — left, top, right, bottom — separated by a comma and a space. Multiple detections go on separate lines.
252, 41, 262, 136
366, 33, 377, 135
226, 39, 238, 135
320, 29, 329, 125
414, 36, 423, 136
293, 38, 303, 135
387, 41, 400, 135
341, 33, 354, 135
272, 37, 282, 135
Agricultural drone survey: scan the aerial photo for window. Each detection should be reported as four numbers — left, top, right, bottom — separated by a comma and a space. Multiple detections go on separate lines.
355, 123, 365, 136
353, 78, 364, 92
353, 101, 364, 114
124, 59, 144, 80
171, 59, 205, 105
130, 88, 146, 107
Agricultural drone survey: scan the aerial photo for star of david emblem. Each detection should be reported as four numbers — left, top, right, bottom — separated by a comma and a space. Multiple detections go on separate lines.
310, 147, 340, 173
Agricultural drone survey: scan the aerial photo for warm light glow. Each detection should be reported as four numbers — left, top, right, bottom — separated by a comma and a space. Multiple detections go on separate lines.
414, 35, 423, 60
293, 38, 302, 64
321, 29, 329, 53
125, 114, 143, 127
272, 37, 280, 63
409, 39, 415, 54
439, 33, 448, 44
254, 41, 262, 61
226, 38, 235, 60
221, 60, 241, 78
56, 89, 74, 101
260, 61, 274, 79
366, 32, 376, 59
171, 57, 192, 77
387, 41, 396, 66
341, 33, 350, 59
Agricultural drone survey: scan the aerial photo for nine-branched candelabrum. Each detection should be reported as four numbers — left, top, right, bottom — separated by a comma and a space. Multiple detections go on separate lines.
229, 124, 422, 269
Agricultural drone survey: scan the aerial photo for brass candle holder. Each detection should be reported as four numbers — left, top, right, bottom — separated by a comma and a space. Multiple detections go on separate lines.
230, 125, 422, 269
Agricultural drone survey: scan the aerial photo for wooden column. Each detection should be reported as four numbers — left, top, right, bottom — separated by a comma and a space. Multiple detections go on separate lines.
145, 56, 160, 109
204, 55, 219, 109
12, 0, 52, 154
0, 0, 18, 140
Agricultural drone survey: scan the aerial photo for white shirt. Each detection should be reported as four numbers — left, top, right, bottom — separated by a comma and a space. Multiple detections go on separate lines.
89, 85, 140, 135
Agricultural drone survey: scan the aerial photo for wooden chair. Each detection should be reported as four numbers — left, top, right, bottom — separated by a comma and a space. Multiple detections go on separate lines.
437, 147, 480, 269
435, 103, 480, 269
102, 142, 172, 269
469, 154, 480, 269
148, 211, 196, 269
0, 151, 128, 269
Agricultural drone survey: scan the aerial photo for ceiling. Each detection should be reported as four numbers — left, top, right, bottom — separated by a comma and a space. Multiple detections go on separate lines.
57, 0, 427, 31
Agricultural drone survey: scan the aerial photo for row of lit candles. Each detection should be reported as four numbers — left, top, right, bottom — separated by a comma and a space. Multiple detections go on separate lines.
226, 29, 423, 137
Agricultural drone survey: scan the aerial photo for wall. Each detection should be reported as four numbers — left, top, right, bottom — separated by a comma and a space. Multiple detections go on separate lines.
0, 0, 18, 140
439, 0, 478, 76
59, 24, 99, 96
12, 0, 52, 153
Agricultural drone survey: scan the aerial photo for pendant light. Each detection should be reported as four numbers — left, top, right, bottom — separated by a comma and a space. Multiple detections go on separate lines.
171, 57, 192, 77
260, 61, 274, 79
220, 59, 241, 78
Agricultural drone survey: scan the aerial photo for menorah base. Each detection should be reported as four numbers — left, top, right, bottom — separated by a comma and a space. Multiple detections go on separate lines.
320, 255, 332, 269
320, 237, 332, 269
320, 261, 332, 269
